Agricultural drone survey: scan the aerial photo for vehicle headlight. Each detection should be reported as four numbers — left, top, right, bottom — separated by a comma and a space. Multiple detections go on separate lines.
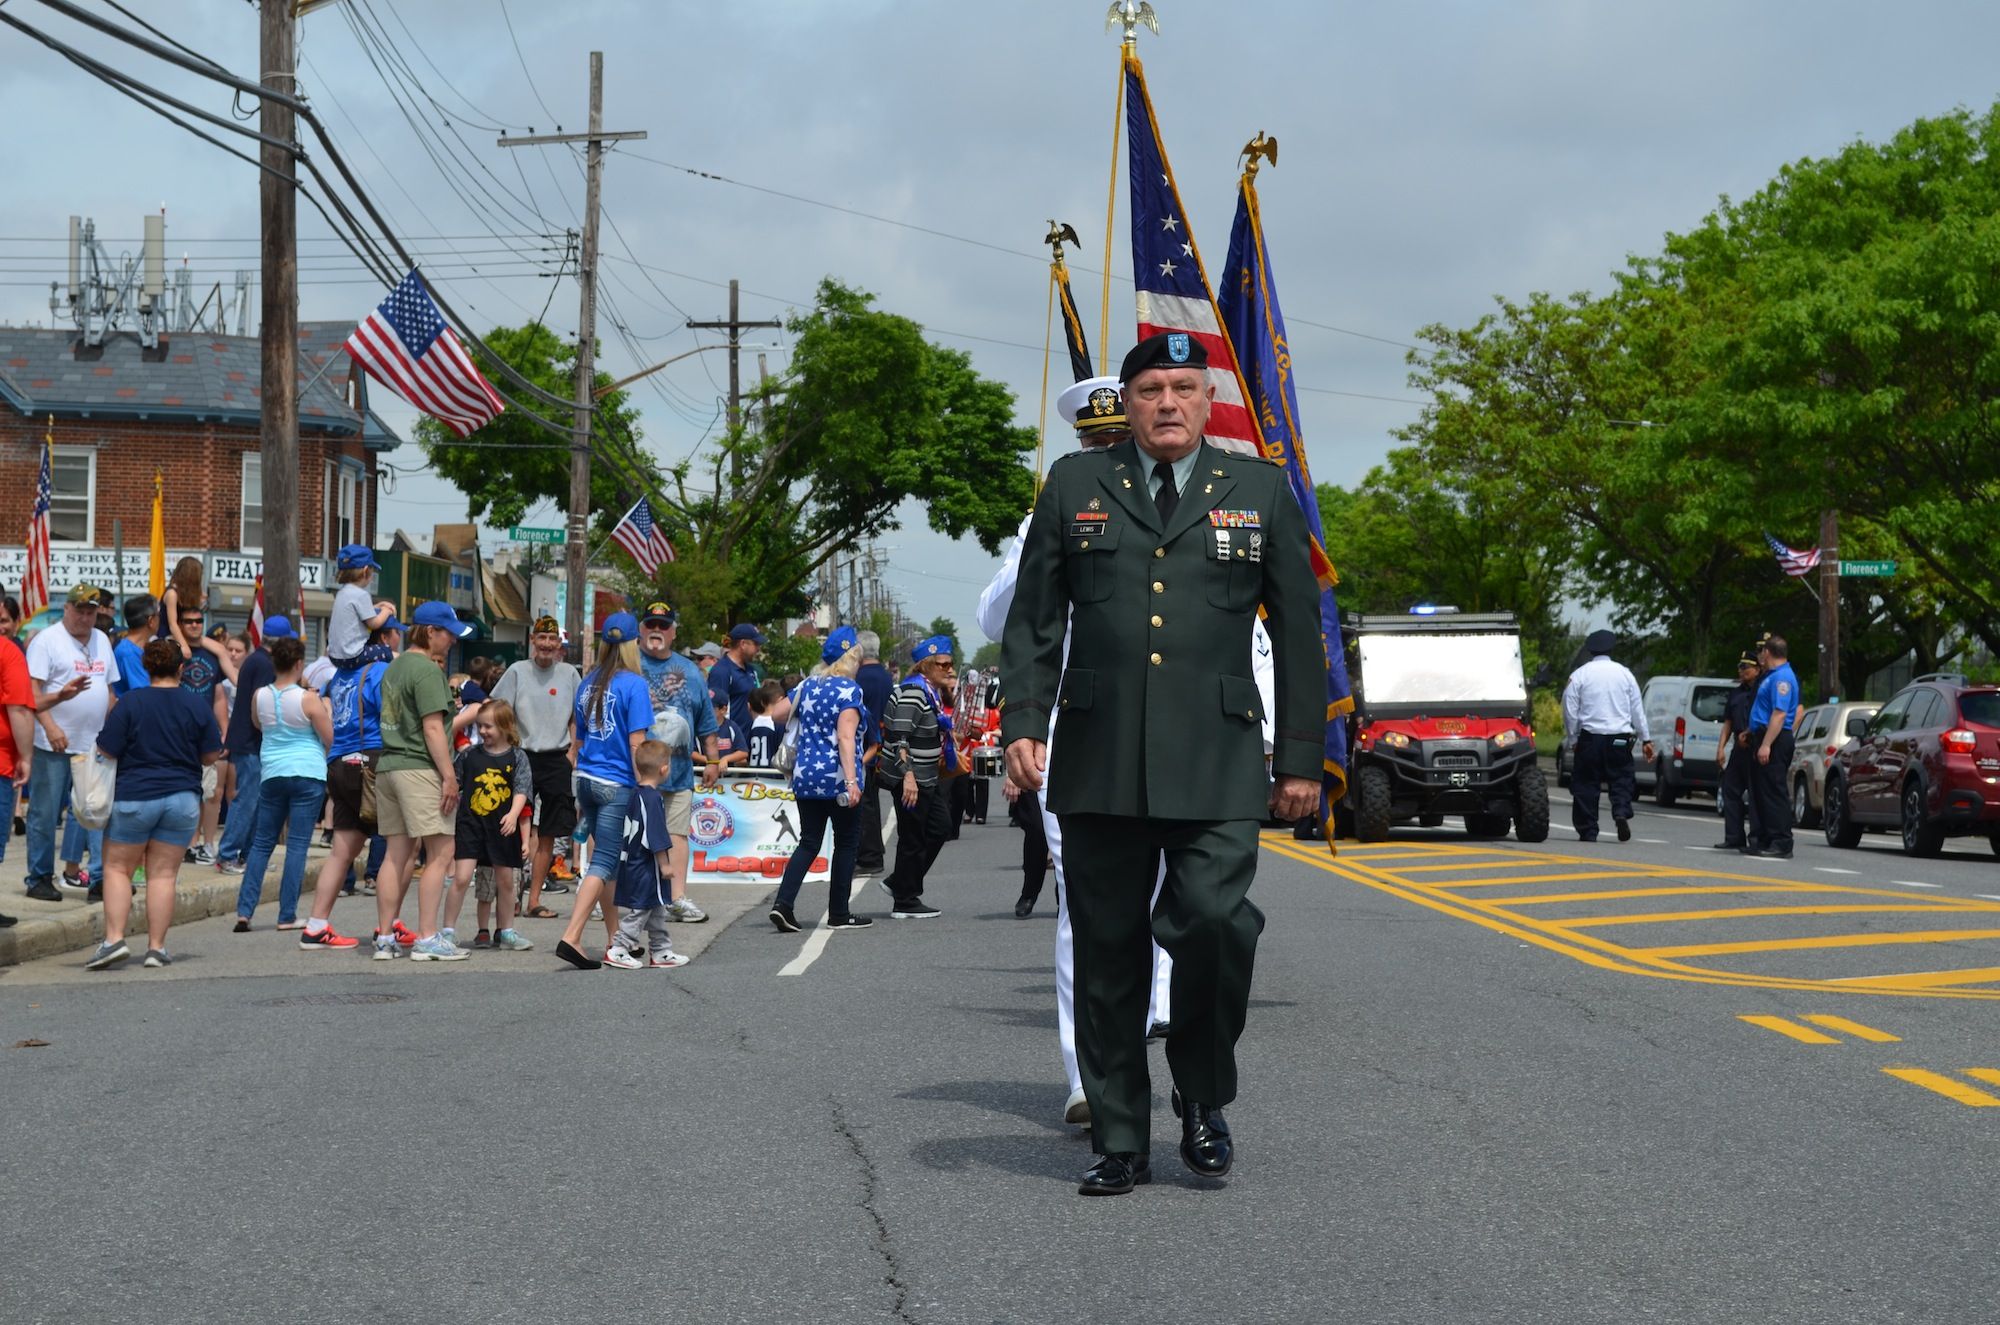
1382, 731, 1411, 749
1492, 730, 1519, 749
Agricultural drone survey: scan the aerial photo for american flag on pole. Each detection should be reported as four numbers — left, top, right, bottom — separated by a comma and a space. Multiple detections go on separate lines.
1764, 532, 1822, 577
247, 571, 265, 649
345, 270, 504, 438
609, 497, 676, 576
1124, 51, 1261, 457
22, 414, 52, 618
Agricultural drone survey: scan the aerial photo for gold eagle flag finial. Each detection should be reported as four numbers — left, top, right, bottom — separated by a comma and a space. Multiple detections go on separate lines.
1045, 219, 1082, 268
1105, 1, 1160, 44
1241, 131, 1278, 179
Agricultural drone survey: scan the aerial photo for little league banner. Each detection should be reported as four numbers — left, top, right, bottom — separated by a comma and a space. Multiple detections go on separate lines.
683, 772, 832, 885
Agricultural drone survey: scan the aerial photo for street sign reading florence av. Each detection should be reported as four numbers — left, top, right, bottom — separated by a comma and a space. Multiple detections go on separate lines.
508, 526, 566, 544
1838, 560, 1897, 577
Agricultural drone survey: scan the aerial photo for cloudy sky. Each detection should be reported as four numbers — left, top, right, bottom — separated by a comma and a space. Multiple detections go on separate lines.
2, 1, 1995, 643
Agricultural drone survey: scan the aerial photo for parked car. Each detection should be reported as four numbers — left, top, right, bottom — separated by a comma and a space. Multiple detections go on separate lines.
1786, 700, 1880, 828
1635, 675, 1735, 805
1823, 674, 2000, 856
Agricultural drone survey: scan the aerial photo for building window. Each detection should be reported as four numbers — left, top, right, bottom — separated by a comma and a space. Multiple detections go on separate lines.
241, 452, 262, 553
336, 465, 358, 549
49, 446, 94, 546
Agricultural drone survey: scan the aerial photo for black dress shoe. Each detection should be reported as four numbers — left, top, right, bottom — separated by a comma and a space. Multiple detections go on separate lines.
1014, 897, 1035, 918
25, 881, 62, 903
1078, 1152, 1150, 1196
0, 911, 17, 928
1749, 846, 1795, 859
1615, 817, 1632, 842
1171, 1090, 1233, 1177
1712, 841, 1742, 851
1146, 1019, 1171, 1041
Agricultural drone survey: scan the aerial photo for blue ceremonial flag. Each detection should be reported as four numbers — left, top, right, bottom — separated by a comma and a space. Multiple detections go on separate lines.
1219, 165, 1354, 825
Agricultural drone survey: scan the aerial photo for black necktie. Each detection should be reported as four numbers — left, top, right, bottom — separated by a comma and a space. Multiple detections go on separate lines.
1152, 460, 1178, 525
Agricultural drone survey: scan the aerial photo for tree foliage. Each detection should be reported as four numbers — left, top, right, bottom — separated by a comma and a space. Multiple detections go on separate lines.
413, 322, 657, 531
1342, 103, 2000, 697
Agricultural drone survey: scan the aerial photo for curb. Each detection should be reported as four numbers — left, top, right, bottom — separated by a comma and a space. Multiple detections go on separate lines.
0, 870, 286, 967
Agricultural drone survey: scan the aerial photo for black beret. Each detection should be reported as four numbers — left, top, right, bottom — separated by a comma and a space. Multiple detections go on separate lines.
1585, 629, 1616, 656
1118, 331, 1209, 383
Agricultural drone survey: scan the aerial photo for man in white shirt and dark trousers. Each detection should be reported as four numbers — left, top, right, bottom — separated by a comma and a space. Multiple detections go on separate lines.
1562, 630, 1654, 843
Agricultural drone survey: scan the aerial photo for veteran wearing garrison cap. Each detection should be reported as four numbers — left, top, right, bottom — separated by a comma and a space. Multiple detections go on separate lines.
1000, 330, 1324, 1197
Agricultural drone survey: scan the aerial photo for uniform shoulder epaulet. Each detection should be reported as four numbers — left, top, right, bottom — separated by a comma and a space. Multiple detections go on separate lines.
1207, 443, 1281, 471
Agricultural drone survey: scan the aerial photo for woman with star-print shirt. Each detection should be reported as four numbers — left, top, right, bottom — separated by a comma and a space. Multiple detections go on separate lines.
766, 625, 872, 935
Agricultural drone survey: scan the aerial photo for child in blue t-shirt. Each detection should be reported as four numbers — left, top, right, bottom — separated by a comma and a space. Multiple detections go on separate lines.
711, 697, 749, 773
605, 739, 686, 969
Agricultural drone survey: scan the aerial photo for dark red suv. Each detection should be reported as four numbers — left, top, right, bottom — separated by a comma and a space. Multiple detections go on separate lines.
1822, 674, 2000, 856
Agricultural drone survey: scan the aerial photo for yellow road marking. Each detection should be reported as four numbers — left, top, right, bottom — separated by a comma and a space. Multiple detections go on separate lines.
1388, 859, 1573, 873
1738, 1015, 1839, 1044
1638, 929, 2000, 960
1834, 967, 2000, 990
1489, 885, 1813, 905
1423, 870, 1682, 890
1962, 1068, 2000, 1089
1800, 1015, 1900, 1042
1258, 837, 2000, 1000
1555, 904, 1963, 930
1882, 1068, 2000, 1106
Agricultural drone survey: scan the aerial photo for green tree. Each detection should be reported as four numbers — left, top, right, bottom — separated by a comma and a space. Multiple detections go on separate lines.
971, 640, 1002, 670
414, 322, 656, 530
672, 280, 1036, 625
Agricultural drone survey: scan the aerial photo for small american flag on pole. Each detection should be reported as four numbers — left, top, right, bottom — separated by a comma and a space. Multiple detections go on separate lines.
22, 415, 52, 618
609, 497, 676, 576
1764, 531, 1822, 577
345, 270, 504, 438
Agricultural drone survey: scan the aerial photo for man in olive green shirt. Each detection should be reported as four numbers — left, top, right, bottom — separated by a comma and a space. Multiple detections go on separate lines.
1002, 332, 1323, 1196
374, 601, 470, 961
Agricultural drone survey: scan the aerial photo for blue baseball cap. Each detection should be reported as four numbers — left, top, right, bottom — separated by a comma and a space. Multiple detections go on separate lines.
336, 544, 380, 572
262, 615, 296, 640
728, 622, 766, 646
376, 614, 404, 636
412, 600, 472, 638
913, 634, 953, 663
821, 625, 858, 665
600, 611, 639, 644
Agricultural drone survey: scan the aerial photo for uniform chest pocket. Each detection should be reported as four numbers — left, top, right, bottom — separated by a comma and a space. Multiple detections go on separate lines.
1204, 529, 1262, 611
1064, 523, 1120, 604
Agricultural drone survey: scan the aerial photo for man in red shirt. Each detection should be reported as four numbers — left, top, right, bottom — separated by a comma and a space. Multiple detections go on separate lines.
0, 629, 34, 927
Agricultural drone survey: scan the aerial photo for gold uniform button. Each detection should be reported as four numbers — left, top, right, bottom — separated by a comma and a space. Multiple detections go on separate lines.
1152, 581, 1164, 593
1079, 540, 1089, 549
1154, 547, 1166, 559
1150, 614, 1163, 628
1149, 652, 1162, 666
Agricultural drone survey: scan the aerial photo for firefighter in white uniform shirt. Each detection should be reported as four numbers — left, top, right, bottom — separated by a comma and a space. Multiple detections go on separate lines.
976, 372, 1276, 1127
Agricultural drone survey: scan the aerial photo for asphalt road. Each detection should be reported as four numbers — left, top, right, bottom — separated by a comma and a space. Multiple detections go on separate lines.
5, 785, 2000, 1324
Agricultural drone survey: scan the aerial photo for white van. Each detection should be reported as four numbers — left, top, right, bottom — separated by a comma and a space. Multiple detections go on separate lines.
1635, 675, 1737, 805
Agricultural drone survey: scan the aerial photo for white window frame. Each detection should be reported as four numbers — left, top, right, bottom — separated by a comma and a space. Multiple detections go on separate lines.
240, 451, 263, 554
335, 463, 359, 551
48, 444, 96, 548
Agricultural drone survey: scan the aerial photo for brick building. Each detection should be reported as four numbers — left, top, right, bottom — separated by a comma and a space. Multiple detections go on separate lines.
0, 320, 401, 645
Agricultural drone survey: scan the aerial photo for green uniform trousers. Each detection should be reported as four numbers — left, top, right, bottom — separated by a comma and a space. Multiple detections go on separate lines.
1061, 812, 1263, 1157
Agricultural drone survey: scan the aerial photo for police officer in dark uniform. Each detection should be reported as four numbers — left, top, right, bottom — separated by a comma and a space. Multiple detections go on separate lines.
1000, 332, 1323, 1197
1713, 649, 1764, 851
1747, 634, 1802, 858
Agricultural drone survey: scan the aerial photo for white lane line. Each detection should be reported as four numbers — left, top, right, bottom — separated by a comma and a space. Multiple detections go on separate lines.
1815, 867, 1861, 876
1976, 893, 2000, 901
1637, 838, 1668, 845
1892, 880, 1942, 889
779, 811, 896, 978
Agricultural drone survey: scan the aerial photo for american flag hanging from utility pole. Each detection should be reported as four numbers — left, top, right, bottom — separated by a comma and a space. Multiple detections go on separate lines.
609, 497, 676, 576
345, 270, 504, 438
1764, 531, 1822, 577
22, 415, 52, 618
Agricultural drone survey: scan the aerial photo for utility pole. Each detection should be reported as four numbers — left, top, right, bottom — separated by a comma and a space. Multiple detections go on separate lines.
499, 54, 646, 650
1819, 507, 1841, 699
688, 280, 781, 490
259, 0, 301, 623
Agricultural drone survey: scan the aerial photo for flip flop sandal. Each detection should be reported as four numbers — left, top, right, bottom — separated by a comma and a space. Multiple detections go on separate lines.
524, 904, 558, 919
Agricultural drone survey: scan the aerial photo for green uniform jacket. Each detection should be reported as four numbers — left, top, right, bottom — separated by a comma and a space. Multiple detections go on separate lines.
998, 438, 1325, 821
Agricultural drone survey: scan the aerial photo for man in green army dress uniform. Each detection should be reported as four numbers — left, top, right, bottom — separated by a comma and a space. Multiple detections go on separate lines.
1000, 331, 1324, 1196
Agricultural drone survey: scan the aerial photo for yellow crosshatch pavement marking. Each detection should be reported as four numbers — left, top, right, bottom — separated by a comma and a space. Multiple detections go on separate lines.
1738, 1015, 1840, 1044
1881, 1068, 2000, 1106
1263, 837, 2000, 999
1799, 1015, 1900, 1042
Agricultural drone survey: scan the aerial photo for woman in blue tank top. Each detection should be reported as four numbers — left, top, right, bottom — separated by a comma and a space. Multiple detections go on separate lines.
234, 636, 332, 930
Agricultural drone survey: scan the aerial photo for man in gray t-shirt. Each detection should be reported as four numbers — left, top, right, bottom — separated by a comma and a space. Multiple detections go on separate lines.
490, 618, 581, 912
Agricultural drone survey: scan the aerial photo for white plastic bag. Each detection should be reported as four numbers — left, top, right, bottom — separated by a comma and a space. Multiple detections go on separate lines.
70, 750, 115, 831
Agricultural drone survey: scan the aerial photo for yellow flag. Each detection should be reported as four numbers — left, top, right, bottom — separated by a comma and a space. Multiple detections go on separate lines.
148, 471, 165, 597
